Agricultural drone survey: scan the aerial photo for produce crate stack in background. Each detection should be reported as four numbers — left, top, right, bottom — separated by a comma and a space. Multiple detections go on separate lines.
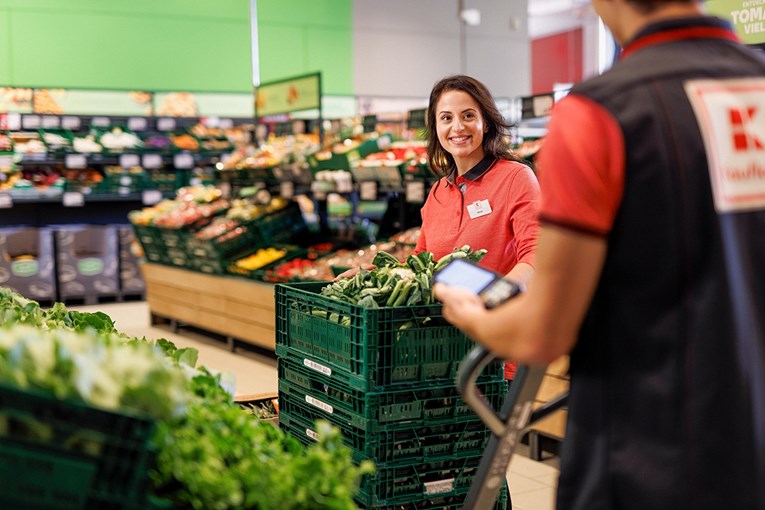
275, 281, 508, 509
54, 225, 120, 304
117, 226, 146, 298
0, 227, 57, 304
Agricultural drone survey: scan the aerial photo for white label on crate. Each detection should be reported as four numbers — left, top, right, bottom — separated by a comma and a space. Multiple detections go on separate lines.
118, 186, 131, 196
303, 358, 332, 376
360, 181, 377, 201
62, 191, 84, 207
204, 116, 220, 127
0, 193, 12, 209
142, 189, 162, 205
424, 478, 455, 496
42, 115, 60, 128
91, 116, 110, 128
120, 176, 132, 186
62, 116, 81, 130
174, 153, 194, 169
406, 181, 425, 203
189, 177, 203, 186
280, 181, 294, 199
306, 428, 319, 441
65, 154, 87, 169
120, 153, 140, 168
128, 117, 148, 131
219, 118, 234, 129
142, 153, 163, 169
22, 115, 41, 129
305, 395, 333, 414
157, 117, 176, 131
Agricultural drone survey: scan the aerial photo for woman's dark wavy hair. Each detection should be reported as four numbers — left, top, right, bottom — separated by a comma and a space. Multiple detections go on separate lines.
426, 75, 521, 178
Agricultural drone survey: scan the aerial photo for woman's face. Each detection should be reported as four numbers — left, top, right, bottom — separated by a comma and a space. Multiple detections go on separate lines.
435, 89, 486, 172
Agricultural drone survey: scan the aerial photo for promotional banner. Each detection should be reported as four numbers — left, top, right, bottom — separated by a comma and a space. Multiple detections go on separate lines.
707, 0, 765, 45
255, 73, 321, 117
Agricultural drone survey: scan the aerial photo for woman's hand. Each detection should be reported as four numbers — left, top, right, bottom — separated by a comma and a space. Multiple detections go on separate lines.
334, 264, 376, 281
433, 282, 487, 338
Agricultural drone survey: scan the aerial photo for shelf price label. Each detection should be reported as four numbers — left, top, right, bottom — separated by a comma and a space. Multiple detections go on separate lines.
360, 181, 377, 201
157, 117, 176, 131
62, 116, 81, 130
62, 191, 85, 207
0, 193, 12, 209
119, 176, 133, 186
65, 154, 87, 169
0, 155, 14, 168
406, 181, 425, 203
128, 117, 148, 131
173, 153, 194, 169
91, 116, 110, 128
42, 116, 60, 129
4, 113, 21, 131
142, 189, 162, 205
280, 181, 294, 199
219, 118, 233, 129
22, 115, 41, 129
142, 154, 163, 169
120, 154, 140, 168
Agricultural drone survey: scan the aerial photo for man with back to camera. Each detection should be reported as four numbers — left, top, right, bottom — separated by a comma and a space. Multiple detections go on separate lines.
434, 0, 765, 508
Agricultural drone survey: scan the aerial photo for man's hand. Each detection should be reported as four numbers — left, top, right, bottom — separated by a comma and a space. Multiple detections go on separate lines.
433, 282, 487, 339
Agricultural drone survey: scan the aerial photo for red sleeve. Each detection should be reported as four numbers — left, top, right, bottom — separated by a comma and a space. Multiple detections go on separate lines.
537, 94, 625, 236
507, 165, 540, 267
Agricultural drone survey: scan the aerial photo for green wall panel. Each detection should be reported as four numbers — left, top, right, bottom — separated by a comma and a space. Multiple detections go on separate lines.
0, 0, 353, 97
0, 9, 11, 83
306, 26, 352, 95
258, 24, 308, 85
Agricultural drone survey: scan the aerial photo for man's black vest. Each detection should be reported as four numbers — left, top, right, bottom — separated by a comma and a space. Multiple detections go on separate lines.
557, 17, 765, 510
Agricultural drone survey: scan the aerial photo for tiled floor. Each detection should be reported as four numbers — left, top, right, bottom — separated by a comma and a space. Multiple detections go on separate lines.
77, 300, 560, 510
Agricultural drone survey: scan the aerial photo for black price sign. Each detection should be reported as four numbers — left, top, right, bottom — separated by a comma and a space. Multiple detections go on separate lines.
407, 108, 427, 130
362, 114, 377, 133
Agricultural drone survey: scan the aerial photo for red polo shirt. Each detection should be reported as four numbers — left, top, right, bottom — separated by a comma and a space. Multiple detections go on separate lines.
415, 156, 540, 275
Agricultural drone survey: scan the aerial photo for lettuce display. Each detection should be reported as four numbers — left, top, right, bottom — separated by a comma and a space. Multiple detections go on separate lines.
0, 287, 373, 510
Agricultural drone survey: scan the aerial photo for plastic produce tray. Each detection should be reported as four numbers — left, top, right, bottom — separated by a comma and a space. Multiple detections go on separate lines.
0, 384, 155, 510
278, 362, 507, 433
280, 403, 492, 465
131, 224, 166, 264
275, 282, 504, 392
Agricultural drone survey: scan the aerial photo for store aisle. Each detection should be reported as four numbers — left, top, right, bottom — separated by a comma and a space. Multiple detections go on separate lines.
76, 301, 560, 510
72, 301, 278, 398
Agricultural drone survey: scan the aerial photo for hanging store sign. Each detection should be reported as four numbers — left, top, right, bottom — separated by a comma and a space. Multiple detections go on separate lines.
255, 73, 321, 117
407, 108, 427, 130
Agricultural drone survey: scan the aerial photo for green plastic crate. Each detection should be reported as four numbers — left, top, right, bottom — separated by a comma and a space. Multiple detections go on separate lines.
356, 456, 481, 507
275, 282, 504, 392
278, 364, 507, 433
131, 224, 166, 264
280, 402, 491, 465
253, 202, 307, 245
355, 488, 507, 510
0, 384, 156, 510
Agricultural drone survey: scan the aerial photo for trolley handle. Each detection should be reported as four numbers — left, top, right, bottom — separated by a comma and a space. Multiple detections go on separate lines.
456, 345, 507, 436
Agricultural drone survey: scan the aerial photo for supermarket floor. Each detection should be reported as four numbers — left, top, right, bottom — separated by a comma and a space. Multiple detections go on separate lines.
76, 300, 561, 510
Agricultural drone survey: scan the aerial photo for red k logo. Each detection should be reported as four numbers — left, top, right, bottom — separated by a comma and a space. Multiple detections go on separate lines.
729, 107, 764, 152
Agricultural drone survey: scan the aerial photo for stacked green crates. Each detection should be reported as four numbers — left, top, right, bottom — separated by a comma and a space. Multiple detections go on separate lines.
275, 282, 508, 509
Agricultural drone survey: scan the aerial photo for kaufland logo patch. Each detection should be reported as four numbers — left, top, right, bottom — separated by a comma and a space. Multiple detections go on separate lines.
729, 107, 764, 152
685, 78, 765, 213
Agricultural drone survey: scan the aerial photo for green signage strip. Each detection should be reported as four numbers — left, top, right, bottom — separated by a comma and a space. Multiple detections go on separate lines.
256, 73, 321, 118
707, 0, 765, 45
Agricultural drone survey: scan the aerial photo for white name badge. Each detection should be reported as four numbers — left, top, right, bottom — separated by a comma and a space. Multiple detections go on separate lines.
685, 78, 765, 213
467, 199, 492, 219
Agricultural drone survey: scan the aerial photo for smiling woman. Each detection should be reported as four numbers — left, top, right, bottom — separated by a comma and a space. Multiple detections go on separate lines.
415, 74, 541, 380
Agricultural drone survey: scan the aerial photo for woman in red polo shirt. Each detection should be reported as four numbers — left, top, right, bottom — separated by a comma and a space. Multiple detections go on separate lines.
416, 75, 539, 286
417, 75, 540, 378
